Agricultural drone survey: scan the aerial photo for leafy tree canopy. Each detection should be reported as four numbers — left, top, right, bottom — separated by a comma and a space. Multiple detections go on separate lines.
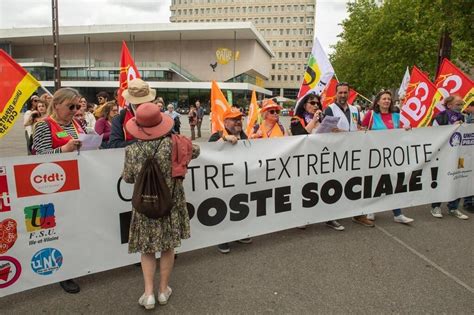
330, 0, 473, 97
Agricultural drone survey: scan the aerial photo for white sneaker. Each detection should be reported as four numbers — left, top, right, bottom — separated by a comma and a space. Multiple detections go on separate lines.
366, 213, 375, 221
394, 214, 414, 224
448, 209, 469, 220
158, 286, 172, 305
431, 207, 443, 218
138, 294, 155, 310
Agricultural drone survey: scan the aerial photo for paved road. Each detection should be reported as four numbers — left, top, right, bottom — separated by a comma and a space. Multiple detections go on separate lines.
0, 115, 473, 314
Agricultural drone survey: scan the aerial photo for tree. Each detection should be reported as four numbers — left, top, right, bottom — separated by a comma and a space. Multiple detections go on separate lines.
330, 0, 473, 98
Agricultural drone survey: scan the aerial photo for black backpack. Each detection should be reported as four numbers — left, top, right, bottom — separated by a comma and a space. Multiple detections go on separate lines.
131, 140, 174, 219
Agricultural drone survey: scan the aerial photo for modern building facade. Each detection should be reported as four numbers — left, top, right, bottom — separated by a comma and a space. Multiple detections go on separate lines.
0, 23, 273, 109
170, 0, 316, 100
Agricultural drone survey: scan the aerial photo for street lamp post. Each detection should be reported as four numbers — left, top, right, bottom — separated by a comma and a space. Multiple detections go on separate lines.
52, 0, 61, 90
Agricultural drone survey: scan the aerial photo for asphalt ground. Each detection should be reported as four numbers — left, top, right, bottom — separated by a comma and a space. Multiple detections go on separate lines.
0, 115, 473, 314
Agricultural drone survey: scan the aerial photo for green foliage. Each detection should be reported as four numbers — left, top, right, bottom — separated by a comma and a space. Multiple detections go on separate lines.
330, 0, 473, 97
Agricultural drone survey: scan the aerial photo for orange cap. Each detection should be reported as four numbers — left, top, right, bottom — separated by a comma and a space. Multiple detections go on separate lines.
223, 108, 243, 119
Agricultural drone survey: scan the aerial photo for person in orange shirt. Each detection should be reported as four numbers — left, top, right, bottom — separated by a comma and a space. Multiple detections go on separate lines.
249, 98, 288, 139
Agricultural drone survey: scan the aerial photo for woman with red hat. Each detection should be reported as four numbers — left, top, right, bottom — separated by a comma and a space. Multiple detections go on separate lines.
249, 98, 288, 139
122, 102, 200, 310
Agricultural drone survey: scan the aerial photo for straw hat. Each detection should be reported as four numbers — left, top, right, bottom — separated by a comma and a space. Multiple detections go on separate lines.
122, 79, 156, 104
125, 103, 174, 140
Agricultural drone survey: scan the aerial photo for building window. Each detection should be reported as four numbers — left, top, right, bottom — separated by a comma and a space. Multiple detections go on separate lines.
277, 75, 281, 81
272, 64, 275, 70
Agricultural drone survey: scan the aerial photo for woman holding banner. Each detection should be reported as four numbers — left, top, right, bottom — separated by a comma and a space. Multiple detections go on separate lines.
430, 95, 468, 220
289, 93, 345, 231
249, 99, 288, 138
122, 103, 200, 310
31, 87, 84, 293
362, 90, 414, 224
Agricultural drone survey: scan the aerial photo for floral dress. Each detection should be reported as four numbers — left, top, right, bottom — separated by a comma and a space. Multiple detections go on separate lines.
122, 136, 200, 254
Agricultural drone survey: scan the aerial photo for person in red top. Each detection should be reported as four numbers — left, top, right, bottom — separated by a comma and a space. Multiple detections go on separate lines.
32, 88, 84, 155
31, 87, 84, 294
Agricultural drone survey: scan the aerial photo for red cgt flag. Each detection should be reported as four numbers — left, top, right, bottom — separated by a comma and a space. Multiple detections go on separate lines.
321, 78, 358, 109
428, 58, 474, 121
117, 41, 141, 108
400, 66, 437, 128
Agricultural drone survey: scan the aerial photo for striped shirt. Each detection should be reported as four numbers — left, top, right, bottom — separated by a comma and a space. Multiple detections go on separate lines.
32, 120, 81, 155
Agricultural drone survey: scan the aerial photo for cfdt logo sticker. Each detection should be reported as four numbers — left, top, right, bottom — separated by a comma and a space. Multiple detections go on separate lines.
0, 218, 18, 254
0, 256, 22, 288
0, 166, 11, 212
14, 160, 80, 198
31, 248, 63, 276
24, 203, 59, 246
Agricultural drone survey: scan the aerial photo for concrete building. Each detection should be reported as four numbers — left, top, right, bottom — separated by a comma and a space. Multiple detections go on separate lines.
170, 0, 316, 100
0, 22, 273, 109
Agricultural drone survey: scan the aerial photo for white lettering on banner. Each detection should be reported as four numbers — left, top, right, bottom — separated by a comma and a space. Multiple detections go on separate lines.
434, 74, 463, 112
401, 82, 429, 127
0, 124, 473, 297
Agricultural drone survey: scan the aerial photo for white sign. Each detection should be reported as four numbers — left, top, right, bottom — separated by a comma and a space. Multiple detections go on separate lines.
0, 124, 473, 297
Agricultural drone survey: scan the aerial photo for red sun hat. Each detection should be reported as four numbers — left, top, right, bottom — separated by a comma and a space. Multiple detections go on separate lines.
125, 103, 174, 140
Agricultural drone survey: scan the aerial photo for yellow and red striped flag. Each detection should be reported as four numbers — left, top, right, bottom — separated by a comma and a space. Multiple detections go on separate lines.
245, 90, 259, 135
0, 49, 41, 139
210, 80, 231, 134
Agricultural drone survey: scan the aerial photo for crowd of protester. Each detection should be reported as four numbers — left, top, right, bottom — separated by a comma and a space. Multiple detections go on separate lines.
22, 79, 473, 309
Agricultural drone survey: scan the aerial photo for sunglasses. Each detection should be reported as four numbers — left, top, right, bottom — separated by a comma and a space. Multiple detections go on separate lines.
68, 104, 81, 111
307, 101, 320, 106
32, 99, 39, 102
268, 110, 280, 115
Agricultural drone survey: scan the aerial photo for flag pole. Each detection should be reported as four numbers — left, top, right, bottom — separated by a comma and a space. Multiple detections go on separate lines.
39, 85, 53, 96
334, 74, 372, 104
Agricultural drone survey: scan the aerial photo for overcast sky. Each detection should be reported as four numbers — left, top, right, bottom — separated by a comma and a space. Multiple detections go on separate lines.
0, 0, 349, 53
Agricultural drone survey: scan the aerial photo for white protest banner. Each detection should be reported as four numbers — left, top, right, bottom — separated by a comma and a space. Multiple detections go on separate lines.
0, 124, 473, 297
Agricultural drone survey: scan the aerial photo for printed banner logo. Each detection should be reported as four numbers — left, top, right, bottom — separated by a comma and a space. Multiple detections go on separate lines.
0, 166, 11, 212
14, 160, 80, 198
0, 219, 18, 254
449, 132, 462, 147
24, 203, 59, 246
0, 256, 22, 288
31, 247, 63, 276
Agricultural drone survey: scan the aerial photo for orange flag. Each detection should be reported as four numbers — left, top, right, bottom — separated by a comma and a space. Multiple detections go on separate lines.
117, 41, 141, 108
245, 90, 259, 135
400, 66, 438, 128
210, 80, 231, 134
0, 49, 41, 139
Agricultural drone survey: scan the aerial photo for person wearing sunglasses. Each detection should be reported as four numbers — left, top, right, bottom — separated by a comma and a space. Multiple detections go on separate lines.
250, 98, 288, 139
290, 93, 345, 231
32, 87, 85, 156
30, 87, 84, 294
290, 92, 323, 135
